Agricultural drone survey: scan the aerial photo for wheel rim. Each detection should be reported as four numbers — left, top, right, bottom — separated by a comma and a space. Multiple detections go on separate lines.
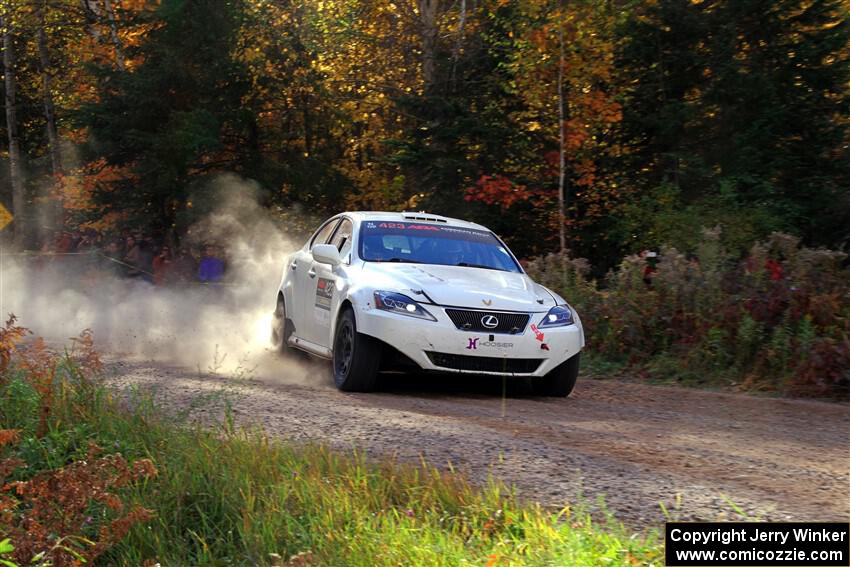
334, 323, 354, 377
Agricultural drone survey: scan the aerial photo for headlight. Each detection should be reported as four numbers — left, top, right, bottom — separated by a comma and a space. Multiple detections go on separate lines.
538, 305, 574, 328
373, 291, 436, 321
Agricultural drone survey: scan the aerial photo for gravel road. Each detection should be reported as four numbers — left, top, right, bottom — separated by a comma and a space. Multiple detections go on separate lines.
106, 354, 850, 527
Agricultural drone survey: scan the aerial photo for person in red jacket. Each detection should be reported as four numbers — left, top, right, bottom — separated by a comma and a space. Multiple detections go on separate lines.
152, 245, 173, 285
765, 257, 784, 281
643, 251, 659, 286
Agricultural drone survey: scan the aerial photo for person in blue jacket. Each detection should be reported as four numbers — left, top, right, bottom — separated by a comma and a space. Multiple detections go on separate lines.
198, 244, 225, 282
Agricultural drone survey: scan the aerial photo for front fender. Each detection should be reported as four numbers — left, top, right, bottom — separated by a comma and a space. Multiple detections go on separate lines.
322, 266, 375, 348
279, 255, 297, 316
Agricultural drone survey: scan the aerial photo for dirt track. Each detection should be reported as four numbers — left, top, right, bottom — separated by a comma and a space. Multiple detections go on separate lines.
106, 356, 850, 527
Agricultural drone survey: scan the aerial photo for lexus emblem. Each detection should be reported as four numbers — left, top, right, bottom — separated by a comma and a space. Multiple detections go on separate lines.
481, 315, 499, 329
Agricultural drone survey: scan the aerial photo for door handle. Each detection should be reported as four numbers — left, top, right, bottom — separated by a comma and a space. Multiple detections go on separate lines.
308, 269, 317, 278
290, 262, 298, 271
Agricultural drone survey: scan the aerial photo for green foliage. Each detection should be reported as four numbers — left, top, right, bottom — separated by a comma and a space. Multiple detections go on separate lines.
527, 230, 850, 397
616, 182, 787, 257
616, 0, 850, 251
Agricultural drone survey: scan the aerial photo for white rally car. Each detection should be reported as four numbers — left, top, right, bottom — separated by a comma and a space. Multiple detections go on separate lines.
272, 212, 584, 396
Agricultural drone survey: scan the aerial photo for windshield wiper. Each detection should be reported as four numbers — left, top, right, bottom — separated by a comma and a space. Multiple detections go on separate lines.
374, 257, 415, 263
455, 262, 505, 271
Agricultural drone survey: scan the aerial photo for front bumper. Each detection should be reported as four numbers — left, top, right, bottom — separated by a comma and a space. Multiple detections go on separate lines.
355, 303, 582, 376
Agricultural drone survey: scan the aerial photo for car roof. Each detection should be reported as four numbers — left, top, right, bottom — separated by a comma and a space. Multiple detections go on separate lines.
344, 211, 489, 231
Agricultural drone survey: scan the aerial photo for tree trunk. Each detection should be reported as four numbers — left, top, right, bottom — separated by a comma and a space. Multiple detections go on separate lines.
418, 0, 439, 95
103, 0, 125, 71
2, 10, 25, 245
80, 0, 102, 40
38, 2, 63, 177
557, 0, 567, 254
450, 0, 466, 87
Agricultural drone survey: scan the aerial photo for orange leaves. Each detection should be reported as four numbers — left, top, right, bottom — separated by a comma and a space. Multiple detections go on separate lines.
56, 158, 132, 216
70, 329, 103, 376
3, 321, 104, 439
573, 159, 597, 187
577, 90, 622, 124
465, 175, 534, 210
0, 315, 29, 375
0, 430, 20, 449
0, 331, 156, 566
561, 93, 621, 154
564, 117, 589, 151
54, 159, 134, 231
1, 446, 156, 566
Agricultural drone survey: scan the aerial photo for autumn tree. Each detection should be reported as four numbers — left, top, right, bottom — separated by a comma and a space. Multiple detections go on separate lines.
76, 0, 264, 234
305, 0, 423, 210
461, 0, 623, 260
386, 0, 532, 213
1, 0, 26, 244
236, 0, 353, 213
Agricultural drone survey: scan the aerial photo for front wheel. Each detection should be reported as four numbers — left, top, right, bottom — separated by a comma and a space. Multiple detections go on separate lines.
532, 353, 580, 397
333, 308, 381, 392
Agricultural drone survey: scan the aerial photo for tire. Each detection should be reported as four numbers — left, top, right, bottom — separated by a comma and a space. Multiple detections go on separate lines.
332, 308, 381, 392
271, 296, 295, 355
532, 353, 580, 397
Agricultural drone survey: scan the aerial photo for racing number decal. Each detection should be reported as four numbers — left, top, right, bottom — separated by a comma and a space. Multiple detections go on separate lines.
373, 222, 439, 231
315, 277, 335, 311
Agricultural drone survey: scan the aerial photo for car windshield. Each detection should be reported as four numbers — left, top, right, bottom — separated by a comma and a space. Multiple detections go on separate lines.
358, 221, 522, 273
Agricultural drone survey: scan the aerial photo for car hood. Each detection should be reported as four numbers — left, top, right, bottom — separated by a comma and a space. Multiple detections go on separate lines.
361, 262, 555, 312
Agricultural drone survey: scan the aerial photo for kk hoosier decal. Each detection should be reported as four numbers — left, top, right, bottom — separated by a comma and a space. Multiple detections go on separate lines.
315, 278, 335, 311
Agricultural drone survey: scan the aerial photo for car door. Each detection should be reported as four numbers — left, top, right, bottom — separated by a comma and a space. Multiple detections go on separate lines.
291, 218, 340, 341
305, 217, 354, 347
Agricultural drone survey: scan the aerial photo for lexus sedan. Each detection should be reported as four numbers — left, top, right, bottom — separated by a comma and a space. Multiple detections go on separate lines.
272, 212, 584, 395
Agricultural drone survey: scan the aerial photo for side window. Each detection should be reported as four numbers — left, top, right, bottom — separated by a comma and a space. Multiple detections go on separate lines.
329, 218, 354, 259
310, 219, 340, 249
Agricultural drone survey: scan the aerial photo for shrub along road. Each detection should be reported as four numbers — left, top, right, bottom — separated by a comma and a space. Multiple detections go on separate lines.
107, 357, 850, 527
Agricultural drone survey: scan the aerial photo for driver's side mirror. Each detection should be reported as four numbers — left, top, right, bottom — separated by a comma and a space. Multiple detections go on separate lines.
312, 243, 342, 266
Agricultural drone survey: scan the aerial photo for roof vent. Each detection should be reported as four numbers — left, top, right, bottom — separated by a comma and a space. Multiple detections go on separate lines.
401, 211, 449, 223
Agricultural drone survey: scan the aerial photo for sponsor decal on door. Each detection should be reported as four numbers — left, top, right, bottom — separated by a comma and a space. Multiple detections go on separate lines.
315, 278, 335, 310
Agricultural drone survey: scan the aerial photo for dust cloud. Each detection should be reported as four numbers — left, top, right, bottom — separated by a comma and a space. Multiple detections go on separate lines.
0, 174, 326, 385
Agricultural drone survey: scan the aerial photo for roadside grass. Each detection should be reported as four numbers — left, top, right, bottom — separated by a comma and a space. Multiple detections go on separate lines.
581, 352, 628, 378
0, 323, 662, 566
583, 350, 789, 396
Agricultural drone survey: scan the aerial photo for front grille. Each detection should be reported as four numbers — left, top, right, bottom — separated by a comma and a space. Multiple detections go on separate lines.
426, 352, 543, 374
445, 309, 530, 334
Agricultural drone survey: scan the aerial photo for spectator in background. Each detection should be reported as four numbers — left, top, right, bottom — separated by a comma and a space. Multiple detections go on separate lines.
102, 239, 124, 277
40, 232, 56, 254
54, 231, 76, 254
123, 235, 141, 277
198, 244, 225, 283
76, 230, 100, 253
169, 249, 197, 283
642, 250, 659, 286
76, 229, 101, 275
153, 245, 173, 285
136, 238, 155, 283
